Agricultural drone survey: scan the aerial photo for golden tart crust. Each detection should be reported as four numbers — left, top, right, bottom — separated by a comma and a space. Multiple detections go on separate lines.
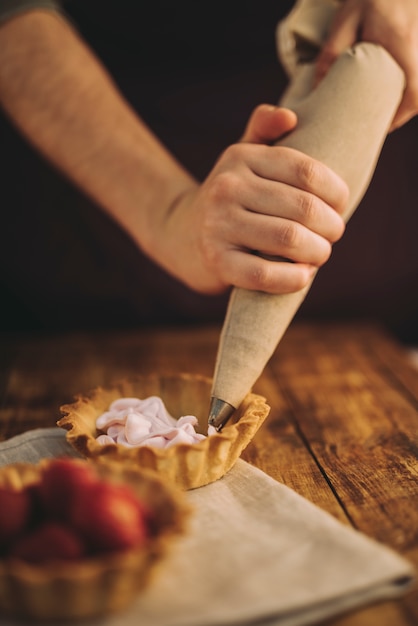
58, 373, 270, 490
0, 459, 189, 622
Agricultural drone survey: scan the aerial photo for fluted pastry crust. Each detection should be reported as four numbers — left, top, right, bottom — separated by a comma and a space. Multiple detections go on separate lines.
58, 373, 270, 490
0, 458, 189, 622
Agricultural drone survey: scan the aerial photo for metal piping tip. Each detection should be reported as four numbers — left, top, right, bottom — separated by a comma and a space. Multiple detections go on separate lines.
208, 397, 236, 431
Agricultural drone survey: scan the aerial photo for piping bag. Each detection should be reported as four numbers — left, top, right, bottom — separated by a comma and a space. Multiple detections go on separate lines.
208, 0, 405, 430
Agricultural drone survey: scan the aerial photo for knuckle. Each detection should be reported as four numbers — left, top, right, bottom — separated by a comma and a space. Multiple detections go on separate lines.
200, 239, 217, 265
249, 264, 272, 291
297, 191, 317, 223
292, 271, 311, 292
253, 103, 269, 118
332, 219, 346, 242
296, 156, 319, 188
209, 171, 240, 203
200, 204, 218, 238
317, 242, 332, 265
278, 221, 300, 250
222, 142, 245, 163
200, 237, 224, 275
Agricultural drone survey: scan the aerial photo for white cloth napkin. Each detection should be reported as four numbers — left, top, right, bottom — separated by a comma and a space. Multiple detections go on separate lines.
0, 428, 414, 626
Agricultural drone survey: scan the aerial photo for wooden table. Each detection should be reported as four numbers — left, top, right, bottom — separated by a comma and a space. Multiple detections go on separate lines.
0, 321, 417, 625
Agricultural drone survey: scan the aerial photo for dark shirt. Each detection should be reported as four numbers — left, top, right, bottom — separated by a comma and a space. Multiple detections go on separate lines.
0, 0, 60, 22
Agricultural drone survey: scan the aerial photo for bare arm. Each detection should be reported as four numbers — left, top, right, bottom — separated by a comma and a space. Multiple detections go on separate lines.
0, 10, 196, 257
0, 10, 348, 296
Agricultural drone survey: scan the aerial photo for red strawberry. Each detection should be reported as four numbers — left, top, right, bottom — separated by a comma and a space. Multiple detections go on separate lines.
25, 482, 45, 527
38, 458, 97, 519
0, 486, 31, 548
69, 481, 148, 553
9, 521, 85, 564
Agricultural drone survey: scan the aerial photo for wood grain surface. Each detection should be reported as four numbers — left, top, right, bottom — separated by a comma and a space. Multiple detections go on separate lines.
0, 321, 417, 625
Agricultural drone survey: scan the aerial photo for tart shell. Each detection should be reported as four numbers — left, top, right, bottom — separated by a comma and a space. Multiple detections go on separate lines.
58, 373, 270, 490
0, 458, 189, 622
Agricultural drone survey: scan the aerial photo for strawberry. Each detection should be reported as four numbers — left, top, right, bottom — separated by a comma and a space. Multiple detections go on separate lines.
9, 521, 85, 564
69, 481, 148, 553
0, 486, 31, 549
38, 458, 97, 520
25, 482, 45, 527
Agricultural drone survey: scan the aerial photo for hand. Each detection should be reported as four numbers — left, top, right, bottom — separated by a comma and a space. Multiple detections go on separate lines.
0, 12, 348, 300
315, 0, 418, 131
152, 105, 348, 295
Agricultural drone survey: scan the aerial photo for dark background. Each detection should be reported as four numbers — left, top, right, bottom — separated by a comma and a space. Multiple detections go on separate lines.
0, 1, 417, 342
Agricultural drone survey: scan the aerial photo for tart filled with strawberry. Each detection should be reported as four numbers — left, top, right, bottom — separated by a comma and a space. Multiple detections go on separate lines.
0, 457, 188, 621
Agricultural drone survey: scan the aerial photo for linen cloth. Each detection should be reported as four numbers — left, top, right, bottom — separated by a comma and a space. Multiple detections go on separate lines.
0, 427, 414, 626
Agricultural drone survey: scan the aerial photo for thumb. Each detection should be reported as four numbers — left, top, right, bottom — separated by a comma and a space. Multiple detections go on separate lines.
240, 104, 297, 144
315, 3, 362, 84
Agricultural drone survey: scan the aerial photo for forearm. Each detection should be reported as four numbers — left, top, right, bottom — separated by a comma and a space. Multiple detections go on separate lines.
0, 9, 350, 298
0, 10, 196, 256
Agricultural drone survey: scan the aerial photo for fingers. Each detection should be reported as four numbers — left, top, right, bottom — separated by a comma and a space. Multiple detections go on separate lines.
183, 103, 349, 296
246, 144, 349, 217
215, 249, 317, 294
315, 0, 418, 130
217, 142, 348, 221
228, 210, 336, 267
234, 185, 345, 248
240, 104, 297, 144
391, 84, 418, 130
197, 143, 348, 292
209, 171, 345, 270
315, 1, 362, 84
386, 40, 418, 130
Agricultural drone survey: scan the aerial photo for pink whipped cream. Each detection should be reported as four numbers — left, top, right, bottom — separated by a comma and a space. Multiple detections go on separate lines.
96, 396, 216, 449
